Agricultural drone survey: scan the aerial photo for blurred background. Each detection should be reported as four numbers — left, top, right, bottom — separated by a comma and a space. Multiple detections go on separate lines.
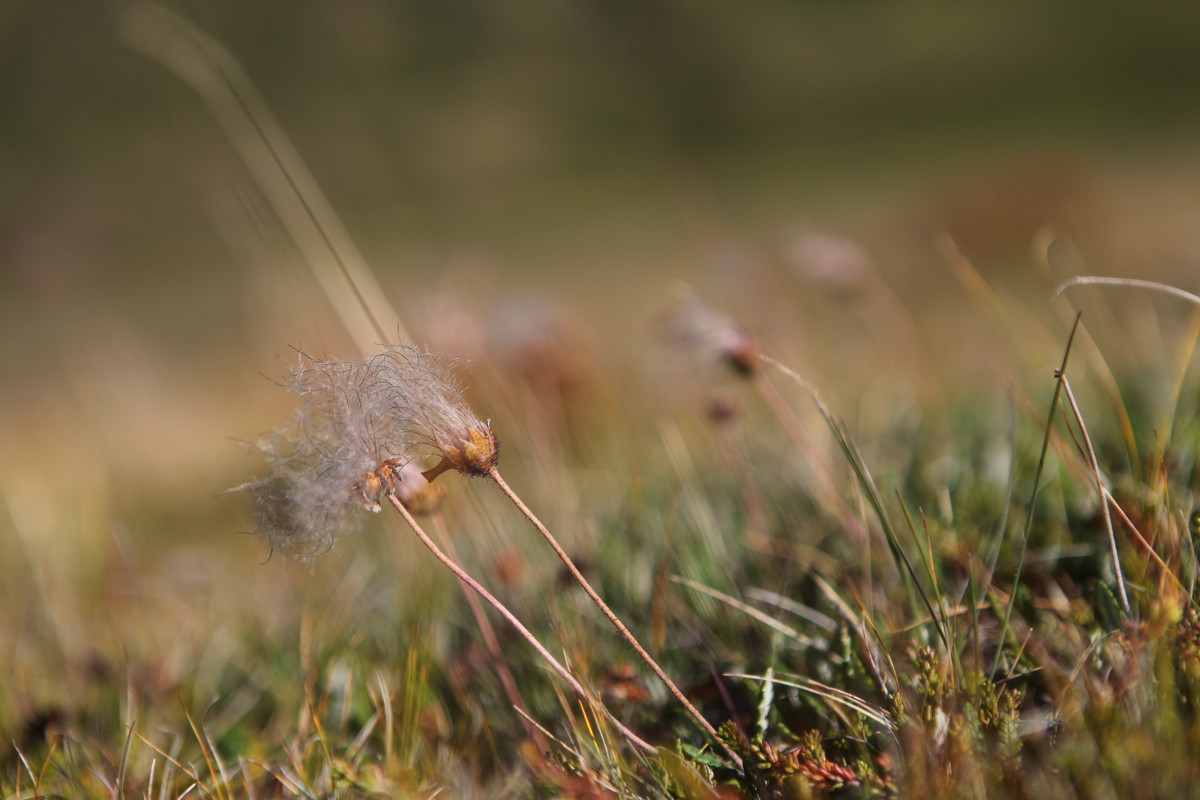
5, 0, 1200, 745
5, 1, 1200, 459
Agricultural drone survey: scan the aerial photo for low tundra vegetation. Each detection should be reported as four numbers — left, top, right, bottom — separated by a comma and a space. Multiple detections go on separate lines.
5, 275, 1200, 800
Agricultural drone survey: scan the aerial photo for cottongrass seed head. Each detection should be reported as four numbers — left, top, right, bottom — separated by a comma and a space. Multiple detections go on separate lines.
378, 347, 499, 481
245, 346, 494, 558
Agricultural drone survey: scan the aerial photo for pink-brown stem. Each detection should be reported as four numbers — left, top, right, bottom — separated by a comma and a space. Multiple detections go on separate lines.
384, 492, 657, 756
428, 510, 546, 752
486, 467, 744, 770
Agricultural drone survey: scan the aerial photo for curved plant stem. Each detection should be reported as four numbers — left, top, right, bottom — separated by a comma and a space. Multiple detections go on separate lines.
487, 467, 745, 770
383, 492, 657, 756
1054, 276, 1200, 307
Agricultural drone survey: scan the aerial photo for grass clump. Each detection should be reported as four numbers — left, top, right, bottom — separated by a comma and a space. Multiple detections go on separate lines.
7, 290, 1200, 799
7, 249, 1200, 798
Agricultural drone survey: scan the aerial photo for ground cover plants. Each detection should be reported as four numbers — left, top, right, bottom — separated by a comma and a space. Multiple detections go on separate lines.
6, 262, 1200, 798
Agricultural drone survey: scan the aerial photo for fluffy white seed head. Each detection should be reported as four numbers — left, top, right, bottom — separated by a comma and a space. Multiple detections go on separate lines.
375, 348, 499, 480
246, 346, 496, 557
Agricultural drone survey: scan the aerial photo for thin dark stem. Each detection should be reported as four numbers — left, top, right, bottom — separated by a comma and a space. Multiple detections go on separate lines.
383, 492, 657, 756
992, 313, 1082, 676
1060, 376, 1130, 614
487, 467, 745, 770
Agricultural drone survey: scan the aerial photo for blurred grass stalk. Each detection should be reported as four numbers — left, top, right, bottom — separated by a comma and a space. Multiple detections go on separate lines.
119, 2, 407, 354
